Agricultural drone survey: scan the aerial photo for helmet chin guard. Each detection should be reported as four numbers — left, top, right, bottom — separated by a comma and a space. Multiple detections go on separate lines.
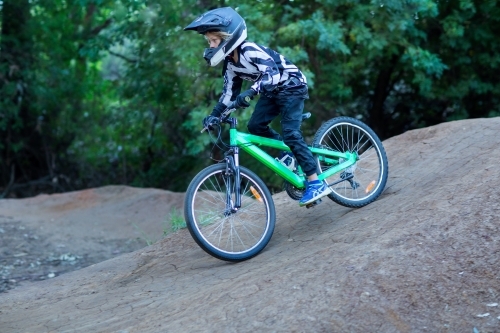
184, 7, 247, 66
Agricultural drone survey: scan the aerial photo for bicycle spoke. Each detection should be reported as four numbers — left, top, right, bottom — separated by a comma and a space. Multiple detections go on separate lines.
187, 165, 274, 258
313, 118, 388, 207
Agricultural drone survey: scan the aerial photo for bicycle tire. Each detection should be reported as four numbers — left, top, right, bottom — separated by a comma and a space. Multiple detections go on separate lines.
313, 117, 389, 208
184, 163, 276, 262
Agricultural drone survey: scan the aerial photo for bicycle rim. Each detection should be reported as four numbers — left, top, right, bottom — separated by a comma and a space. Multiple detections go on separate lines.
187, 165, 274, 260
314, 117, 388, 207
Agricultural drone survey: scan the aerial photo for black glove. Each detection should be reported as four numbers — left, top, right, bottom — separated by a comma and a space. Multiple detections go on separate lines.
202, 115, 219, 130
234, 89, 256, 108
202, 102, 226, 130
211, 102, 226, 117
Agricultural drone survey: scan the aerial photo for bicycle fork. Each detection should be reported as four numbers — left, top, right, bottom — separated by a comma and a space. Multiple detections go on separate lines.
223, 148, 241, 216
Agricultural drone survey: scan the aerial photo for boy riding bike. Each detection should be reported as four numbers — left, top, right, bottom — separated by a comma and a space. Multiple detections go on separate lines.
184, 7, 331, 207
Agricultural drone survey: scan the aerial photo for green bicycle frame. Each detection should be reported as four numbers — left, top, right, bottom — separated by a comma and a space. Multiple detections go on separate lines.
230, 128, 358, 189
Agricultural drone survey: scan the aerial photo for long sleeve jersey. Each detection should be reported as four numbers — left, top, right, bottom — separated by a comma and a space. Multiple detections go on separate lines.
218, 41, 307, 106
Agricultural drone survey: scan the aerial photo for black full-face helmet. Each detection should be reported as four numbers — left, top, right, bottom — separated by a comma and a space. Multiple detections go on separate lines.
184, 7, 247, 66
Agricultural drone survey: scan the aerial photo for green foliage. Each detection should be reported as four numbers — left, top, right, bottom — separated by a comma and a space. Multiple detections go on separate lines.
168, 207, 186, 232
133, 207, 186, 245
2, 0, 500, 197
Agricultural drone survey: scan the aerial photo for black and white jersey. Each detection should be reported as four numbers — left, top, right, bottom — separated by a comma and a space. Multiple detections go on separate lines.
219, 41, 307, 106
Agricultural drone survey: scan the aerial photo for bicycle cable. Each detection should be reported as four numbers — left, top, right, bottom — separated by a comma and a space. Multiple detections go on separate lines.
206, 115, 256, 162
207, 122, 229, 162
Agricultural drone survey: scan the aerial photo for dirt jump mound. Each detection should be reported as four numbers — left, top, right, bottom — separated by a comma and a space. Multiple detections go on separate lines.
1, 118, 499, 333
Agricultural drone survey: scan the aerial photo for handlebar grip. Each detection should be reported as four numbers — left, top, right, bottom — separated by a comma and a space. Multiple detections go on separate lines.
201, 97, 252, 132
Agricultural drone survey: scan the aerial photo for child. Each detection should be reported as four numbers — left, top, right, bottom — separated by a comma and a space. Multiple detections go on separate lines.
184, 7, 331, 206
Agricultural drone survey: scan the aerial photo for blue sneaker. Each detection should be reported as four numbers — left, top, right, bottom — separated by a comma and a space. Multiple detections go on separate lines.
299, 180, 332, 206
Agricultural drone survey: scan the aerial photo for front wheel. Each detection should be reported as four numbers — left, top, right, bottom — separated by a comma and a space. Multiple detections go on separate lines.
313, 117, 389, 208
184, 164, 276, 262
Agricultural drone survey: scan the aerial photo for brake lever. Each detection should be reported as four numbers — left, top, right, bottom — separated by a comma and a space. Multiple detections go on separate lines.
220, 107, 237, 119
200, 107, 236, 133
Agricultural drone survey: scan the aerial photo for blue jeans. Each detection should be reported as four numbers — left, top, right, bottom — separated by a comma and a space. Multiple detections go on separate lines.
247, 87, 317, 176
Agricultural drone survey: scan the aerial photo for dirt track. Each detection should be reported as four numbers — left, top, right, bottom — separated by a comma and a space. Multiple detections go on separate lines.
1, 118, 500, 332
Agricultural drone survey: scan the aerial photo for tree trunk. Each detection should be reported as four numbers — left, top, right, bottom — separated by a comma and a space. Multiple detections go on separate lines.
368, 54, 400, 139
0, 0, 41, 197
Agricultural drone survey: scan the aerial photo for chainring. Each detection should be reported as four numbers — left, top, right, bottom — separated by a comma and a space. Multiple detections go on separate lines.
284, 181, 305, 201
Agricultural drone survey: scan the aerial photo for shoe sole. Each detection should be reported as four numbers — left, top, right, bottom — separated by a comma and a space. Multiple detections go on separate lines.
299, 187, 332, 207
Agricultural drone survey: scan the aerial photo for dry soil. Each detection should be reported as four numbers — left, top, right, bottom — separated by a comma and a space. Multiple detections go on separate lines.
1, 118, 499, 333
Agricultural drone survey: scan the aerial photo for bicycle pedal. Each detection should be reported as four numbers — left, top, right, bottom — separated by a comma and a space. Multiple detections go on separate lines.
305, 198, 322, 209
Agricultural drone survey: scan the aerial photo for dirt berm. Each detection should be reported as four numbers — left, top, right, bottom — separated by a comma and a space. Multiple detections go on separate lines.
1, 118, 499, 333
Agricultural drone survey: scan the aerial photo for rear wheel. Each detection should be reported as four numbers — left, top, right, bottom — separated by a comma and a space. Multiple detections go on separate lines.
184, 164, 276, 262
313, 117, 388, 208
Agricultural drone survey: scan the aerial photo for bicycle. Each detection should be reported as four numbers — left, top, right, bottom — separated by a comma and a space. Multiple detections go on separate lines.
184, 100, 389, 262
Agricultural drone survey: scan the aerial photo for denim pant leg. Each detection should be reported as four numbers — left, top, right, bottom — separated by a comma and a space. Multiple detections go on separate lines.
277, 96, 318, 177
247, 95, 282, 140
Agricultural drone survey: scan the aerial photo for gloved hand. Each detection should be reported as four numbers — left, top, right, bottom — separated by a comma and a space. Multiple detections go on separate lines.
234, 89, 256, 108
211, 102, 226, 118
202, 115, 219, 130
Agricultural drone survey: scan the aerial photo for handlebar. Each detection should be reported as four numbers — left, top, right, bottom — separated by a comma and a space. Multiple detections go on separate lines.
201, 96, 251, 133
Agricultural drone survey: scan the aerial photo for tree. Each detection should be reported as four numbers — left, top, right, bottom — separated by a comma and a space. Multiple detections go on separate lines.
2, 0, 500, 197
0, 0, 116, 197
0, 0, 38, 197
